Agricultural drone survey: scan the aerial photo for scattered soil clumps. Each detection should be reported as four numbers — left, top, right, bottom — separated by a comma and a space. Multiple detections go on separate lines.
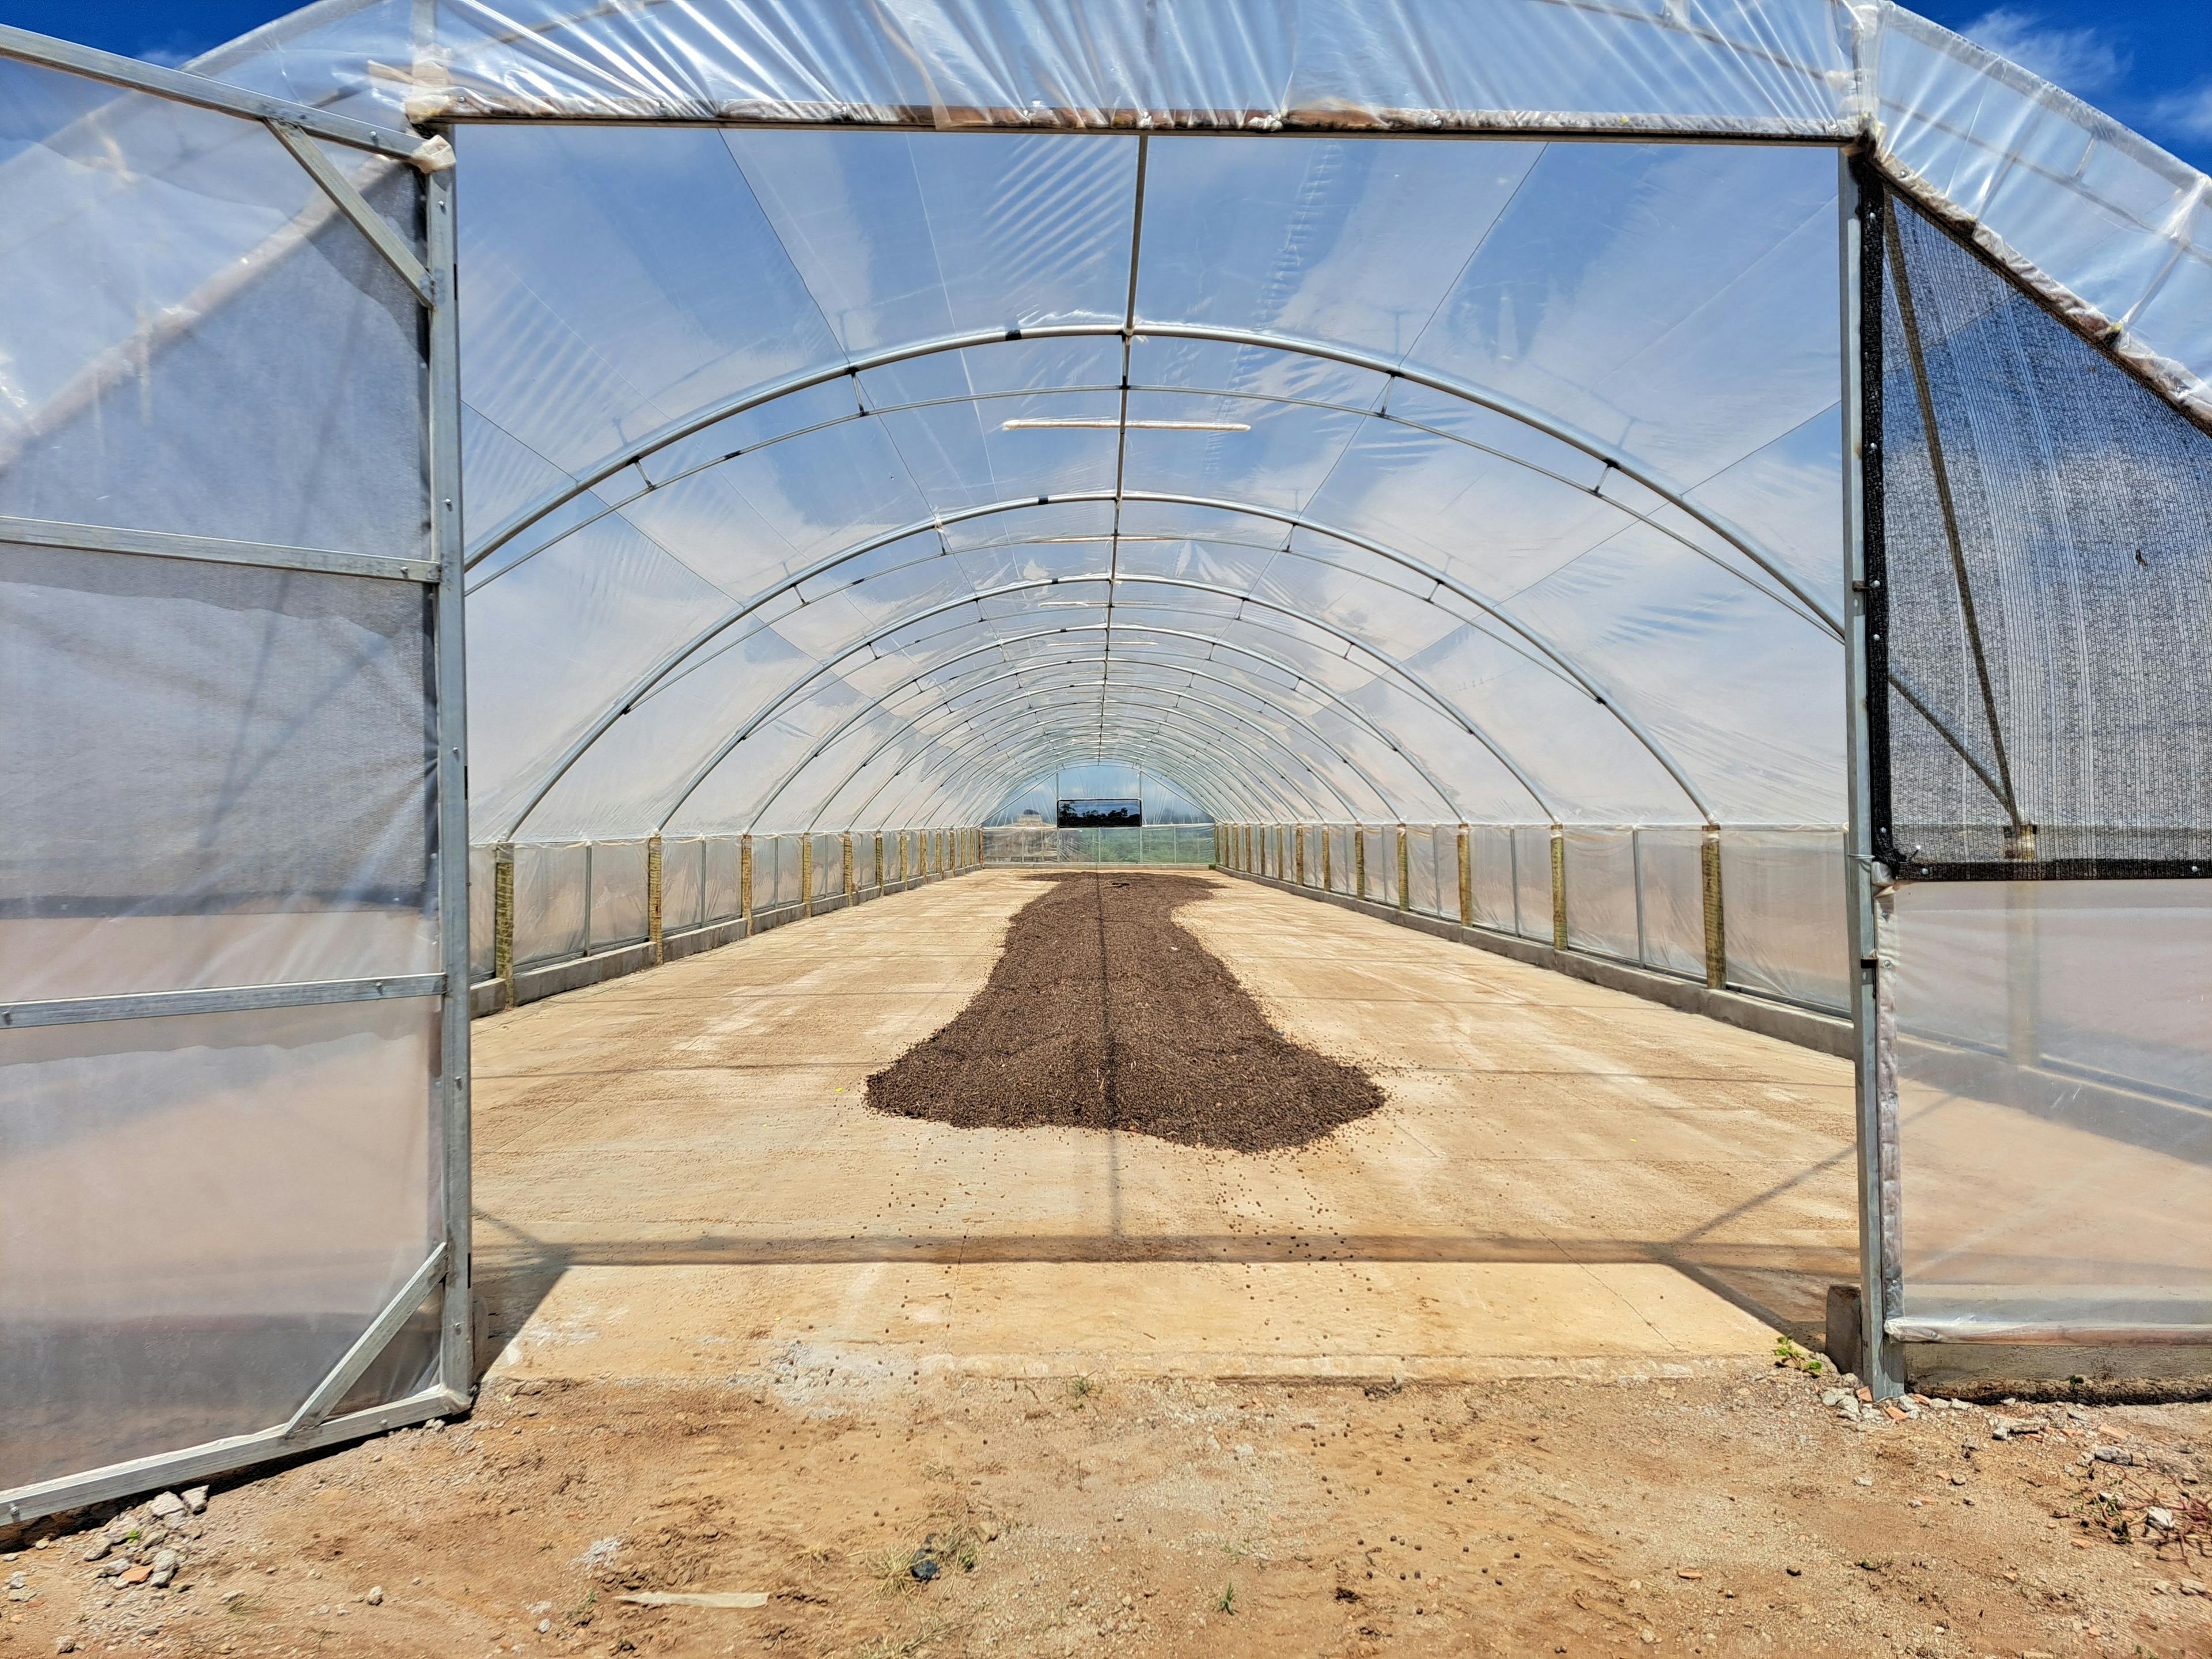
866, 870, 1384, 1152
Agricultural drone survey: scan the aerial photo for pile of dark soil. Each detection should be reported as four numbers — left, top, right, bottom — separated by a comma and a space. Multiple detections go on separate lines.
866, 871, 1384, 1152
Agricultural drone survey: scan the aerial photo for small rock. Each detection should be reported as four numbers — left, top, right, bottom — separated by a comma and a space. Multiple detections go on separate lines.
181, 1488, 209, 1516
365, 1586, 385, 1605
2092, 1446, 2135, 1466
2146, 1508, 2176, 1532
2178, 1578, 2207, 1597
119, 1566, 151, 1586
1853, 1476, 1873, 1487
7, 1573, 25, 1589
536, 1619, 552, 1634
56, 1641, 76, 1654
1820, 1389, 1846, 1408
147, 1493, 185, 1520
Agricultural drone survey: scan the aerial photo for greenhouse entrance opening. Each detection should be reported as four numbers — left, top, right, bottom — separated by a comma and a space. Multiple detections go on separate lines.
5, 3, 2210, 1533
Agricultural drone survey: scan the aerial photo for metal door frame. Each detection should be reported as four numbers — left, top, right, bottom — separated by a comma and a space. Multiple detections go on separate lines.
0, 26, 474, 1523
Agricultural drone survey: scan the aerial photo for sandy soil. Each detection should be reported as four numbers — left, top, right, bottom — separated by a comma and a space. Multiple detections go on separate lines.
6, 1366, 2210, 1658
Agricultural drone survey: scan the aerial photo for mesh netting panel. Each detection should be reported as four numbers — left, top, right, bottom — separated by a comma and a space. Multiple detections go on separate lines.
1876, 196, 2212, 873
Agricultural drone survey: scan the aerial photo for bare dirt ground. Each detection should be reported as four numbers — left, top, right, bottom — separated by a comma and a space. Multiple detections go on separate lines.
6, 1366, 2210, 1658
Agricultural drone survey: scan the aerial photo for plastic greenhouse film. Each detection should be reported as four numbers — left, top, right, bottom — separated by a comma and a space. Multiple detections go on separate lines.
588, 841, 651, 950
1719, 828, 1851, 1010
1634, 828, 1710, 978
512, 843, 589, 965
0, 65, 428, 556
203, 3, 2207, 430
0, 999, 439, 1491
1892, 879, 2212, 1336
662, 838, 707, 935
1512, 826, 1554, 941
704, 838, 744, 922
1469, 827, 1517, 931
4, 550, 439, 1003
1564, 828, 1640, 962
468, 846, 497, 982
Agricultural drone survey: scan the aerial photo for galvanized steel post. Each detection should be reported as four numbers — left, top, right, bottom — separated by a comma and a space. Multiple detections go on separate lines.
423, 132, 475, 1406
1843, 151, 1905, 1399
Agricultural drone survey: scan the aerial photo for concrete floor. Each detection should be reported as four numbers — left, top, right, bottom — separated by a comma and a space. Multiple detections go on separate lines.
473, 869, 1858, 1388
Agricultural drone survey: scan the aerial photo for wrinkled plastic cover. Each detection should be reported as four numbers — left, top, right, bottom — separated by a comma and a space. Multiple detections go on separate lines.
202, 0, 2208, 422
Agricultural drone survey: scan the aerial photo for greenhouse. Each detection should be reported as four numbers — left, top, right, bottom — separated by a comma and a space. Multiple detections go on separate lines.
3, 0, 2209, 1528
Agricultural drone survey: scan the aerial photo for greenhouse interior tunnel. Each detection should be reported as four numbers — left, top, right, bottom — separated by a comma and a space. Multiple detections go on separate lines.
3, 0, 2211, 1526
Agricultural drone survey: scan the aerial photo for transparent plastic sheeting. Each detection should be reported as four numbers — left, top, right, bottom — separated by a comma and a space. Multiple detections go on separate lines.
0, 50, 447, 1501
0, 1003, 441, 1490
204, 3, 2211, 431
1893, 880, 2212, 1334
1721, 829, 1851, 1012
986, 766, 1211, 827
4, 548, 438, 1003
1234, 822, 1850, 1012
490, 832, 958, 973
982, 826, 1216, 865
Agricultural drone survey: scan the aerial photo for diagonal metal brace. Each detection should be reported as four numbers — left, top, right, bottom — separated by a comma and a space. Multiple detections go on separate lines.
266, 120, 434, 306
284, 1242, 449, 1440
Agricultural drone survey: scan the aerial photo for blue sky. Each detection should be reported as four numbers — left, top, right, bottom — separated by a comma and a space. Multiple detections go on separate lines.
3, 0, 2208, 171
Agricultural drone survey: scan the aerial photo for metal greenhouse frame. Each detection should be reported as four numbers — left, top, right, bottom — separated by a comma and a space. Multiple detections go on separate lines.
3, 0, 2207, 1524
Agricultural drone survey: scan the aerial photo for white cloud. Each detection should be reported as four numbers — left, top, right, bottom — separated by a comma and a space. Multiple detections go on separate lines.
134, 36, 206, 70
1960, 8, 2130, 96
2147, 80, 2212, 142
